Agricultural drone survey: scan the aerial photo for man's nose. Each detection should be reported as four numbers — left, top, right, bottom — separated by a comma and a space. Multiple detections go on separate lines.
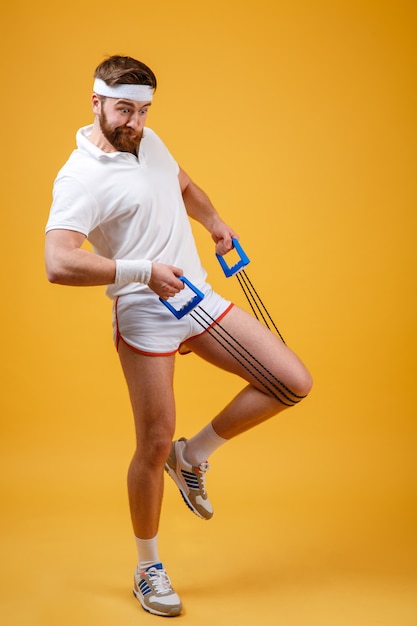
126, 112, 143, 131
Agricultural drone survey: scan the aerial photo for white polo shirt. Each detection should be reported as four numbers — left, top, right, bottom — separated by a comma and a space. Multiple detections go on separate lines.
46, 125, 207, 299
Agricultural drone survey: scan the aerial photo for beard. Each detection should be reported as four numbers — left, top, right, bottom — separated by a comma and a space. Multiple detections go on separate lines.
99, 110, 142, 153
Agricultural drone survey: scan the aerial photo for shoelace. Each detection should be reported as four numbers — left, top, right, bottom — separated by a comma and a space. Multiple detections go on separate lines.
195, 462, 210, 496
147, 568, 173, 595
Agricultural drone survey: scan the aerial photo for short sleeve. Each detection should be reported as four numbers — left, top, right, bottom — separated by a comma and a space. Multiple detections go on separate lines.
45, 175, 100, 236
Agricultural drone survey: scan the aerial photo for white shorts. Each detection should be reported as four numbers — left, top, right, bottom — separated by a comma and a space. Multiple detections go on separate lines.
113, 283, 233, 356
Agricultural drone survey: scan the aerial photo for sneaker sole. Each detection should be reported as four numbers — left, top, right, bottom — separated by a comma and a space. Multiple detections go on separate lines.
133, 588, 182, 617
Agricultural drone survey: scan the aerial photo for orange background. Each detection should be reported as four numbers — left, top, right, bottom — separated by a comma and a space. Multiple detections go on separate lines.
1, 1, 416, 624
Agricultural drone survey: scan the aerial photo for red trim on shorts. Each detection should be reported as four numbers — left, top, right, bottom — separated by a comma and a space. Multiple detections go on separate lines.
114, 298, 234, 358
178, 302, 235, 353
118, 335, 178, 357
114, 297, 121, 351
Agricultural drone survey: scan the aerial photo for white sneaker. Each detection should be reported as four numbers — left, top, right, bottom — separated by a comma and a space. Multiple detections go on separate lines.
133, 563, 183, 617
165, 437, 213, 520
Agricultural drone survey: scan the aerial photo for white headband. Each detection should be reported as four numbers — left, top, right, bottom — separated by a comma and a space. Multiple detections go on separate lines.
93, 77, 153, 102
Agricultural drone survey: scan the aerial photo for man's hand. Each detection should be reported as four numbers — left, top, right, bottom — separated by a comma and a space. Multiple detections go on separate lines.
148, 263, 185, 299
210, 217, 239, 256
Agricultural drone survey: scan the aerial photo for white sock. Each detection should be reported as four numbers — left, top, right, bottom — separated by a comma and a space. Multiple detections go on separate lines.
135, 534, 160, 573
184, 422, 228, 466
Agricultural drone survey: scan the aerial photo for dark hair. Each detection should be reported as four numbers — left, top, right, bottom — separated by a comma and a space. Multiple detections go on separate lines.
94, 55, 157, 91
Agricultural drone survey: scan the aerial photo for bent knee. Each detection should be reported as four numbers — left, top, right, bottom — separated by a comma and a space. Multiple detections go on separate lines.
293, 367, 313, 399
278, 364, 312, 405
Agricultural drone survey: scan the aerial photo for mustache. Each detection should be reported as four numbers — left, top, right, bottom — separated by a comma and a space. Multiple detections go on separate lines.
99, 113, 142, 152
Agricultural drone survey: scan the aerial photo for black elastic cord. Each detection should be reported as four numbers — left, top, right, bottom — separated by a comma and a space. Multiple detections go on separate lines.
236, 270, 286, 344
190, 306, 305, 407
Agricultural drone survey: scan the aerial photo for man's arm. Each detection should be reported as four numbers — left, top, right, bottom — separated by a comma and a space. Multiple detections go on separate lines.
45, 229, 184, 298
45, 229, 116, 286
179, 168, 238, 255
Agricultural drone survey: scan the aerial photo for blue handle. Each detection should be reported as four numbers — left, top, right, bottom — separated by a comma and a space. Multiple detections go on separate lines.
216, 238, 250, 277
159, 276, 205, 319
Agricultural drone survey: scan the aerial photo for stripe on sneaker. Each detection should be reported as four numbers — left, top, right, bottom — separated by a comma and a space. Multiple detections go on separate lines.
139, 579, 152, 596
181, 469, 200, 489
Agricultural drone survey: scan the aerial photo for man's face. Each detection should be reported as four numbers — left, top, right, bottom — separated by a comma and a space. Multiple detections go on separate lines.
98, 97, 151, 153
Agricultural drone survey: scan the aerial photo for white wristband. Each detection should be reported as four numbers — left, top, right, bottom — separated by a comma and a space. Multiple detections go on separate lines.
115, 259, 152, 285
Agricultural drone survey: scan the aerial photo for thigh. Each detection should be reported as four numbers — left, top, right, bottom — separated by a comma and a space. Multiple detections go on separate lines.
183, 305, 311, 397
118, 339, 176, 445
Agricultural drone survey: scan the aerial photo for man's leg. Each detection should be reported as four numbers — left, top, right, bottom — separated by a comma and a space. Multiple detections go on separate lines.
118, 340, 176, 538
117, 340, 182, 617
165, 305, 312, 517
184, 305, 312, 440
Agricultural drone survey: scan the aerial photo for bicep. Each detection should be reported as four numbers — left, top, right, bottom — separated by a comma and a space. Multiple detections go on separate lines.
45, 229, 86, 279
45, 228, 86, 255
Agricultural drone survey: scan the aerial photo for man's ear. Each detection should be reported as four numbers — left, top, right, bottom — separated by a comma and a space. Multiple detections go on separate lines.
91, 93, 101, 114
